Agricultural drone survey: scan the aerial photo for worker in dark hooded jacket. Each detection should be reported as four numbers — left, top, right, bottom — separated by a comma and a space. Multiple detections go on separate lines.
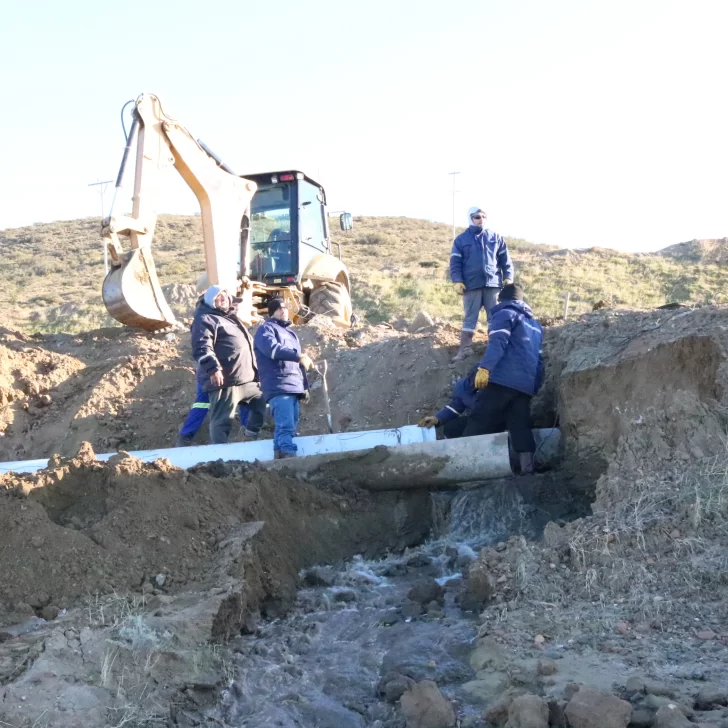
254, 298, 313, 458
450, 206, 514, 362
461, 283, 544, 473
191, 285, 266, 445
418, 368, 478, 439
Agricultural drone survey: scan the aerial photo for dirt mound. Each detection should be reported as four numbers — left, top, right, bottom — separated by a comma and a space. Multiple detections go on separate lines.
162, 281, 199, 318
542, 306, 728, 487
0, 319, 487, 462
0, 443, 432, 629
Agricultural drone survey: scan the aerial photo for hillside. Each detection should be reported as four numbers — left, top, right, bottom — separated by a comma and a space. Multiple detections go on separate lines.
1, 215, 727, 333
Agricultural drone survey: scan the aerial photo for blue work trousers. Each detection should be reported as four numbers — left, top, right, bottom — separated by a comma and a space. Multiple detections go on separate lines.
269, 394, 300, 454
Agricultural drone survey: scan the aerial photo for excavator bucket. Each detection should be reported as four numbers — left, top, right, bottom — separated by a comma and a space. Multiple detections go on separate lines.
102, 247, 177, 331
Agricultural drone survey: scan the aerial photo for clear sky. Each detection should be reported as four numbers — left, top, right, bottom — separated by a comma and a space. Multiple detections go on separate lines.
1, 0, 726, 251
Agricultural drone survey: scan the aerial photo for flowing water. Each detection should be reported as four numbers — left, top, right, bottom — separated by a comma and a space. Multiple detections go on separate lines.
212, 480, 584, 727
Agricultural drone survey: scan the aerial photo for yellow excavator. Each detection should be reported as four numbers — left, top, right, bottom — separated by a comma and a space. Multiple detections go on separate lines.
101, 94, 353, 331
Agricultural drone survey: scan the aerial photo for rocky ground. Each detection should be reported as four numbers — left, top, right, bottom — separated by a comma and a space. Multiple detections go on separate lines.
0, 302, 728, 726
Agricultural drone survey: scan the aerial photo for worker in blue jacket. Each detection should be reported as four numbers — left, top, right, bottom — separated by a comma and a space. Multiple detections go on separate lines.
254, 298, 313, 458
450, 206, 514, 362
418, 368, 478, 439
462, 283, 544, 474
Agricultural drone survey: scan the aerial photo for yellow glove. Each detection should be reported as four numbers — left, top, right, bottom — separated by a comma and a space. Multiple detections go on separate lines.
453, 282, 466, 295
503, 278, 513, 286
418, 415, 439, 428
474, 368, 490, 389
299, 353, 313, 370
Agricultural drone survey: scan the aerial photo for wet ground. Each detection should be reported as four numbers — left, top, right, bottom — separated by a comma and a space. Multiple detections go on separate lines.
207, 478, 587, 727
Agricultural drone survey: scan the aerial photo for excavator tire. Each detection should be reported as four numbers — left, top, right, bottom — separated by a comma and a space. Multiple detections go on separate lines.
308, 281, 352, 328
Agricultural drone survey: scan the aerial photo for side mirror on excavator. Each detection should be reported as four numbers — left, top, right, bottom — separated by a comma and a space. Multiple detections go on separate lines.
339, 213, 353, 231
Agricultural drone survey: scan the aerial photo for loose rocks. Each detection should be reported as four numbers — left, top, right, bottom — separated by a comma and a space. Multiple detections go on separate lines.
565, 687, 632, 728
399, 680, 456, 728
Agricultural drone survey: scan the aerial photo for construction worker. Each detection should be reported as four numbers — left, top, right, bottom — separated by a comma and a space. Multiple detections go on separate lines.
191, 285, 266, 445
418, 368, 478, 438
254, 298, 312, 459
450, 206, 514, 362
462, 283, 544, 474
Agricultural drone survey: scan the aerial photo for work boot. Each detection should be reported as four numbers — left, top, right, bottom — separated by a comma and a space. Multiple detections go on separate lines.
175, 434, 193, 448
518, 452, 535, 475
452, 331, 475, 362
278, 451, 296, 459
242, 429, 259, 441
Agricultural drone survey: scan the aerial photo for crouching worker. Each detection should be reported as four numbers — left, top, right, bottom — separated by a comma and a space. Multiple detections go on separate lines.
191, 285, 266, 445
418, 368, 478, 439
254, 298, 313, 459
463, 283, 544, 474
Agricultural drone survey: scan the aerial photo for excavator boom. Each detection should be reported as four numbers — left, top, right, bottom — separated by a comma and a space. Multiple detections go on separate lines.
102, 94, 257, 330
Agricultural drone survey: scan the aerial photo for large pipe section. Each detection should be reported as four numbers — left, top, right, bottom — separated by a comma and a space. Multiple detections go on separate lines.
0, 427, 560, 489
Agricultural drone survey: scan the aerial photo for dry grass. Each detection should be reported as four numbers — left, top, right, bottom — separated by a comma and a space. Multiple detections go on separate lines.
1, 214, 727, 333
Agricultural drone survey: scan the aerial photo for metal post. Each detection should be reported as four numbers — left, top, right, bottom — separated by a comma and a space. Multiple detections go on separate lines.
88, 179, 113, 274
563, 292, 571, 321
448, 172, 460, 240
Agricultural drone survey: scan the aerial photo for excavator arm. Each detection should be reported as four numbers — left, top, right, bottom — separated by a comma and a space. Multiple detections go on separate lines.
102, 94, 259, 330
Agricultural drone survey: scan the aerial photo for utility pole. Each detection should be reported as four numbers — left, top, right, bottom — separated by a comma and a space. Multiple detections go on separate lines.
448, 172, 460, 240
88, 179, 113, 274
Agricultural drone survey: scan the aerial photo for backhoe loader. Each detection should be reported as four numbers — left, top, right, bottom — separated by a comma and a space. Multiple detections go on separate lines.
101, 94, 354, 331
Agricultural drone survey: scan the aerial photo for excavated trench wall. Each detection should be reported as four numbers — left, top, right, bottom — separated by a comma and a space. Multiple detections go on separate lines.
0, 451, 434, 633
540, 310, 728, 509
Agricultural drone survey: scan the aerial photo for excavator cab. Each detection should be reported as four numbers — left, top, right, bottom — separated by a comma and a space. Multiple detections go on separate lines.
244, 171, 354, 326
100, 94, 352, 332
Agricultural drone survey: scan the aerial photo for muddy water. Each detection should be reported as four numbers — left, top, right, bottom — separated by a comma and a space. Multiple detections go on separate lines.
216, 480, 583, 727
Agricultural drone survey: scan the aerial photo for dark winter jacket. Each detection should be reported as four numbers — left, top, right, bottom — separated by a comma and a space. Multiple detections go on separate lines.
450, 226, 514, 290
254, 318, 309, 401
191, 301, 259, 393
435, 369, 478, 425
479, 300, 544, 396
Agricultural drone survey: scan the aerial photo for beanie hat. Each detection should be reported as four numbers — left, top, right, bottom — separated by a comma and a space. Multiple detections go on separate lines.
203, 285, 224, 309
499, 283, 524, 302
467, 206, 486, 226
267, 298, 286, 316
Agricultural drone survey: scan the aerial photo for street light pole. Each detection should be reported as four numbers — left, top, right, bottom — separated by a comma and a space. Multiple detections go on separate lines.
448, 171, 460, 241
88, 179, 113, 274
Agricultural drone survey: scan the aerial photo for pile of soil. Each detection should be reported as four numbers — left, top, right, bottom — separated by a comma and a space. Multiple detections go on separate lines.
0, 317, 486, 462
0, 444, 432, 630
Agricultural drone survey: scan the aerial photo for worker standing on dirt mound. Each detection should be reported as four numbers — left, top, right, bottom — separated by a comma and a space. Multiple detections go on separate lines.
191, 286, 266, 444
418, 368, 478, 438
462, 283, 543, 474
450, 206, 514, 362
254, 298, 313, 459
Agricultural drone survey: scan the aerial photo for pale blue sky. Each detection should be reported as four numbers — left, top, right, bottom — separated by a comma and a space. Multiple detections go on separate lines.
1, 0, 726, 251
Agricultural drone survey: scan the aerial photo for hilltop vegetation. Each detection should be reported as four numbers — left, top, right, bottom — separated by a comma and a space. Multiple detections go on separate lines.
0, 214, 726, 333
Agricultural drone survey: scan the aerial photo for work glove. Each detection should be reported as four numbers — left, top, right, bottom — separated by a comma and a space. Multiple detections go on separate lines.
300, 390, 311, 404
474, 367, 490, 389
299, 353, 313, 370
418, 415, 439, 428
503, 278, 513, 286
453, 282, 466, 295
